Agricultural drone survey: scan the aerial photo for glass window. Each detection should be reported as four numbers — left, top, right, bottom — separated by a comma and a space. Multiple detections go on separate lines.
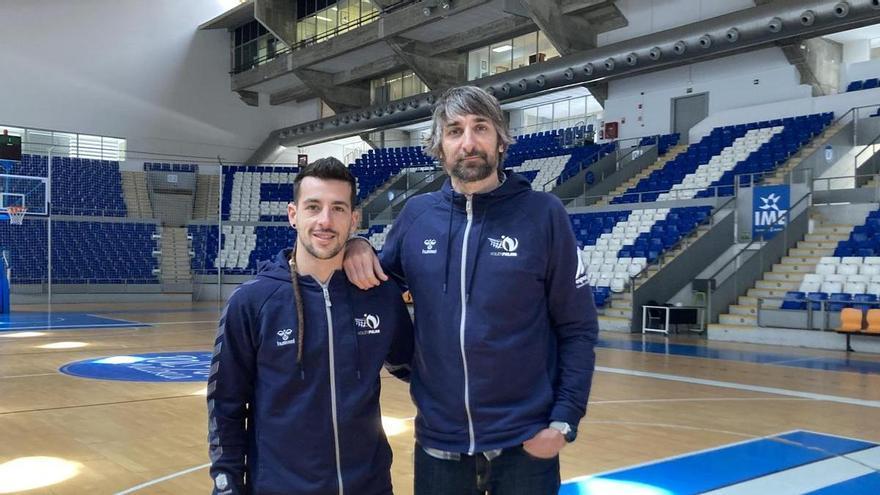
570, 97, 586, 119
553, 101, 570, 122
537, 105, 553, 131
468, 46, 490, 80
512, 32, 535, 69
489, 41, 512, 75
537, 31, 560, 61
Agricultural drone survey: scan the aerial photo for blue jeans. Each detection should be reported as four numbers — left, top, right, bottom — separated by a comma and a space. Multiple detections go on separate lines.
413, 444, 560, 495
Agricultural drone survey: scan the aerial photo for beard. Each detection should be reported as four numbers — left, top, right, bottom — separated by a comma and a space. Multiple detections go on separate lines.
447, 152, 497, 183
300, 229, 345, 260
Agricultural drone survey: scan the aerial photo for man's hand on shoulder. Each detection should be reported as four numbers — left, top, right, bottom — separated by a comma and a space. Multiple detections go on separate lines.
343, 237, 388, 290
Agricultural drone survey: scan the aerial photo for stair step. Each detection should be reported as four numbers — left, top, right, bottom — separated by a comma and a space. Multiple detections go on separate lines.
789, 248, 833, 257
797, 241, 838, 249
804, 233, 849, 242
814, 224, 854, 234
756, 279, 799, 290
781, 256, 822, 265
764, 271, 805, 282
604, 308, 630, 318
730, 305, 758, 316
771, 263, 812, 273
747, 288, 789, 298
720, 313, 757, 325
738, 295, 759, 306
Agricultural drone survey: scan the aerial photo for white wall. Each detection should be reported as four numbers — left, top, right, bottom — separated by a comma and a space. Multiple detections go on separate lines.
602, 48, 811, 141
598, 0, 754, 46
0, 0, 318, 169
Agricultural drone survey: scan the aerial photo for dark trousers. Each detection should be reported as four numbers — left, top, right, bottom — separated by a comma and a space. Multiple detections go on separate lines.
414, 444, 560, 495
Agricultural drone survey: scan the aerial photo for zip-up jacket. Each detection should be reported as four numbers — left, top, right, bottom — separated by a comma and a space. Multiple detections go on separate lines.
207, 249, 414, 495
381, 173, 598, 454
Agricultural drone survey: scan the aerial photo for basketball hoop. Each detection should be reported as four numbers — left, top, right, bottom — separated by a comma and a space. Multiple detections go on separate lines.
7, 206, 26, 225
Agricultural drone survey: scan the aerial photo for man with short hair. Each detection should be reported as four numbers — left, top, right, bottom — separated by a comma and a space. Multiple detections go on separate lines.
208, 157, 413, 495
344, 86, 598, 494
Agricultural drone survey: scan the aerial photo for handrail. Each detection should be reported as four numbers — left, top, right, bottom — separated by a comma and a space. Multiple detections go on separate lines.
538, 145, 610, 192
385, 165, 444, 209
705, 192, 812, 282
853, 128, 880, 173
627, 195, 736, 286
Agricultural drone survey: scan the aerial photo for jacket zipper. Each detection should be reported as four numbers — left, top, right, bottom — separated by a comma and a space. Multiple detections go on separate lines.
460, 197, 476, 454
321, 283, 344, 495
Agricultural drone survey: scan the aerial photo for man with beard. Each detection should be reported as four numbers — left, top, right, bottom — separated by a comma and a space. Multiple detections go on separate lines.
207, 157, 413, 495
343, 86, 598, 494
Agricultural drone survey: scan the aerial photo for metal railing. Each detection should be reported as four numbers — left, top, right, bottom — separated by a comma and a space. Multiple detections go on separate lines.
703, 192, 812, 326
625, 195, 736, 292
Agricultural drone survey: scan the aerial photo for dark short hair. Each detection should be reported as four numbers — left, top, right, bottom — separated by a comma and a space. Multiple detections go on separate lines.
293, 157, 358, 207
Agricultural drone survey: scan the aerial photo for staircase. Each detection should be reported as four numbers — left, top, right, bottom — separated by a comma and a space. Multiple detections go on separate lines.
763, 120, 847, 185
599, 219, 715, 332
158, 226, 193, 292
714, 219, 853, 326
594, 144, 688, 206
193, 174, 220, 220
121, 171, 153, 219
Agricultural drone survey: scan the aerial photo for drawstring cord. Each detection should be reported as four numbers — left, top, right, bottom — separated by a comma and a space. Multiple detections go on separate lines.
345, 283, 363, 380
287, 249, 306, 380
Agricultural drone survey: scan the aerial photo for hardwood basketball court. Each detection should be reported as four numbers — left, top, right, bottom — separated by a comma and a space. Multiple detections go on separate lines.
2, 301, 879, 494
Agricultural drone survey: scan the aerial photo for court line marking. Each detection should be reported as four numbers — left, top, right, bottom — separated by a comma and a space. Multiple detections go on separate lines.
591, 397, 811, 404
0, 319, 215, 332
114, 463, 210, 495
597, 366, 880, 408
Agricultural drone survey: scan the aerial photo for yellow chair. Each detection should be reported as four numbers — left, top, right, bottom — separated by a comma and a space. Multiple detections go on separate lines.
838, 308, 863, 333
866, 309, 880, 333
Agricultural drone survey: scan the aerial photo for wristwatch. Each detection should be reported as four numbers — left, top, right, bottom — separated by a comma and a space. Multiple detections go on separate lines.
549, 421, 577, 443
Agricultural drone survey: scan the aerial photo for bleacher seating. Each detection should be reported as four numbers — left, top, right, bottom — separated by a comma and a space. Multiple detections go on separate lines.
846, 78, 880, 92
363, 224, 389, 251
221, 165, 299, 222
612, 114, 832, 204
781, 209, 880, 312
144, 162, 198, 173
0, 218, 158, 283
188, 224, 295, 275
351, 147, 434, 202
8, 155, 127, 216
571, 205, 713, 305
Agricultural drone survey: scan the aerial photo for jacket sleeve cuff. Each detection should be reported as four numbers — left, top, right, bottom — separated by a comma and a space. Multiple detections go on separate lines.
549, 403, 584, 428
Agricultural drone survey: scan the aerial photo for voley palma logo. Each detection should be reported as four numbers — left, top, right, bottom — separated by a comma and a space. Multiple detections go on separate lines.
488, 235, 519, 257
422, 238, 438, 255
276, 328, 296, 347
355, 314, 381, 335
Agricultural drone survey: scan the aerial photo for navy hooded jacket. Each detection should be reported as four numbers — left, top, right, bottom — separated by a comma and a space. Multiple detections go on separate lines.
207, 249, 414, 495
380, 172, 598, 454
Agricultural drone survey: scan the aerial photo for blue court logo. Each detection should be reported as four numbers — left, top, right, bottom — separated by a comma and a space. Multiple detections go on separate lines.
60, 352, 211, 382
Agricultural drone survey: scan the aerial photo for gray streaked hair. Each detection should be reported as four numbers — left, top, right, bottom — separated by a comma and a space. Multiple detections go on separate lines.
423, 86, 515, 161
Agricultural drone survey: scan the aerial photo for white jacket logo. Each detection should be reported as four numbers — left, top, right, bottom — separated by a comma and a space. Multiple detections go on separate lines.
276, 328, 296, 347
422, 239, 438, 254
488, 236, 519, 257
355, 314, 381, 335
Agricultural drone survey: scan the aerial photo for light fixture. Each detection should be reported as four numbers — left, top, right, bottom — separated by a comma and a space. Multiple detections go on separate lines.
316, 15, 333, 22
492, 44, 512, 53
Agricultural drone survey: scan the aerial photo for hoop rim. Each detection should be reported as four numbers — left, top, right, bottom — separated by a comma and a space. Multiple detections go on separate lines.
6, 206, 27, 225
